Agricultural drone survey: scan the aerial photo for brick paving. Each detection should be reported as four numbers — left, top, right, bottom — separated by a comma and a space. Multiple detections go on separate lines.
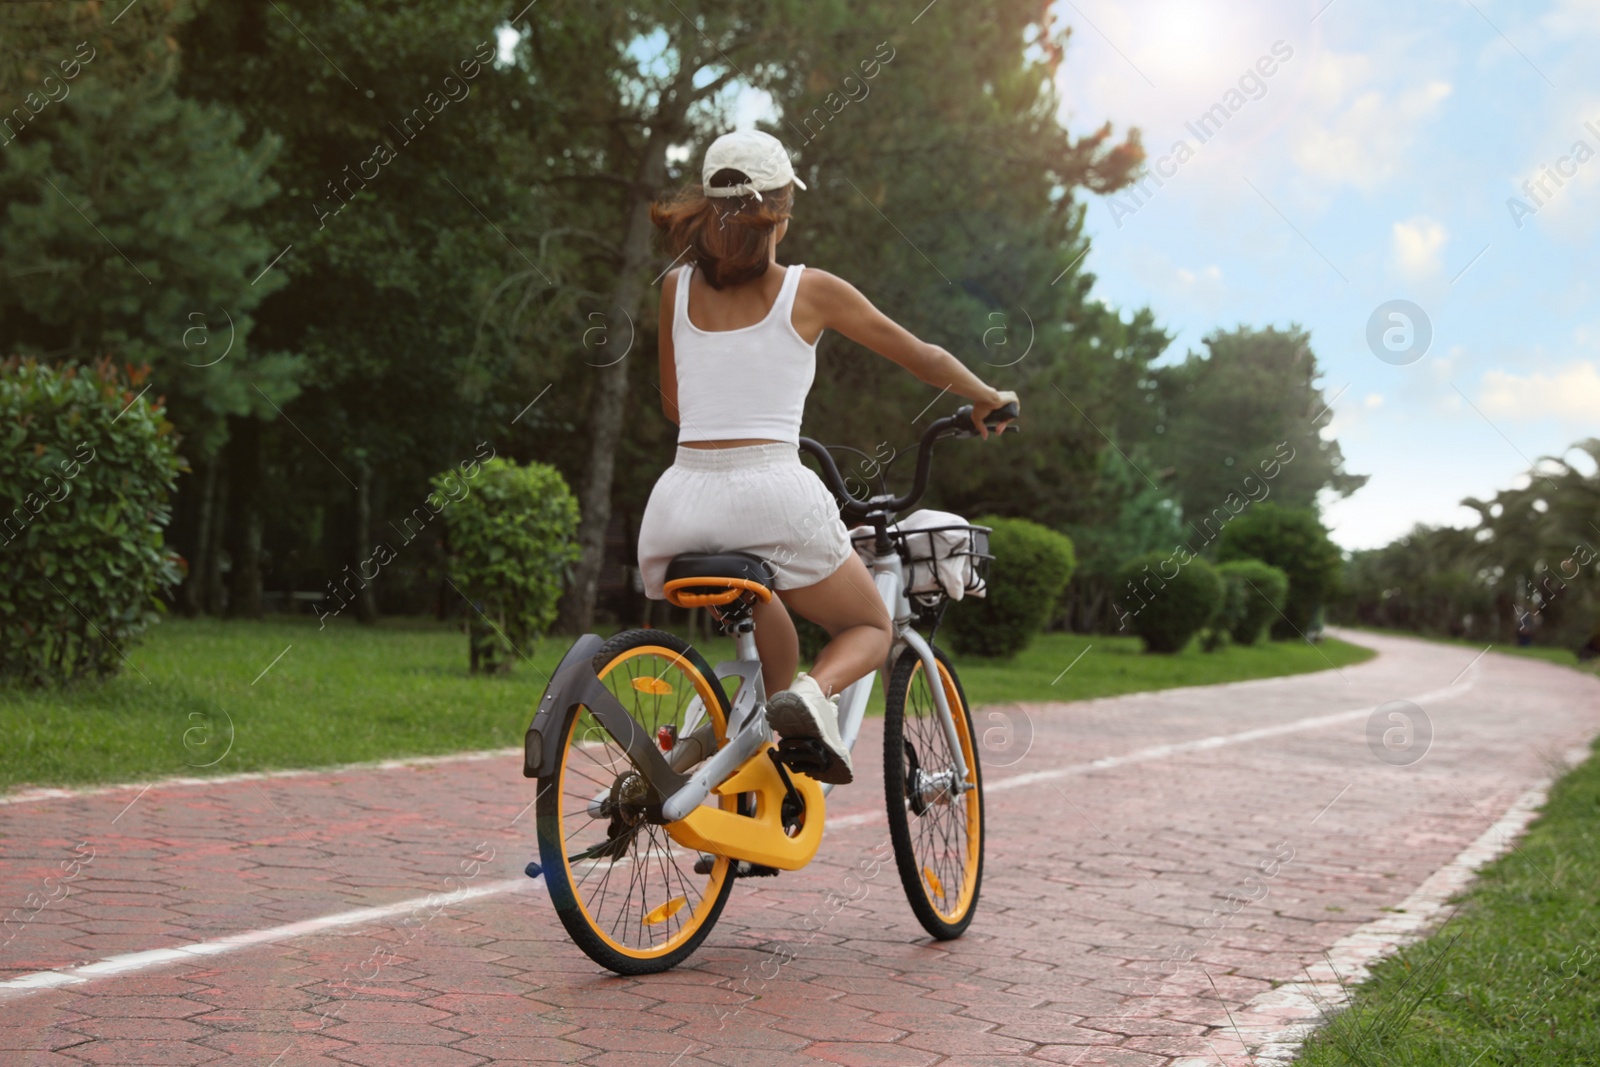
0, 630, 1596, 1065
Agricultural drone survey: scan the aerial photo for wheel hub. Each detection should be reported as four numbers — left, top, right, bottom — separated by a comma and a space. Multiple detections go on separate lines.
609, 771, 651, 827
914, 767, 959, 809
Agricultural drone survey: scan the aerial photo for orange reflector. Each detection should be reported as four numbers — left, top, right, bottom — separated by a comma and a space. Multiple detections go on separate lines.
632, 676, 672, 695
643, 896, 688, 926
923, 866, 945, 901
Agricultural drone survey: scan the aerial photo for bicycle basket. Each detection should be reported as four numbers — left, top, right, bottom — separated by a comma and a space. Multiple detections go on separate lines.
852, 521, 992, 601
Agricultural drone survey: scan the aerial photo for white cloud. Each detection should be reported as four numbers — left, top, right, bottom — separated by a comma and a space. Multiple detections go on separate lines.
1364, 393, 1384, 409
1540, 0, 1600, 37
1505, 98, 1600, 239
1391, 217, 1448, 279
1478, 361, 1600, 422
1175, 264, 1222, 286
1290, 62, 1452, 190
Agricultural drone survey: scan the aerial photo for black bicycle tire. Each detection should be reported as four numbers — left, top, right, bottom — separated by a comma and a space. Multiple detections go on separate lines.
882, 643, 985, 940
535, 628, 737, 974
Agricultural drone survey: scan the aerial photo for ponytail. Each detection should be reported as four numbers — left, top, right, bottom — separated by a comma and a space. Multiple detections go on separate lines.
650, 168, 794, 290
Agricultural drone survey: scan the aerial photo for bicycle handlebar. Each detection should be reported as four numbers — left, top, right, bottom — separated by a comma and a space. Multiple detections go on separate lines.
798, 401, 1019, 522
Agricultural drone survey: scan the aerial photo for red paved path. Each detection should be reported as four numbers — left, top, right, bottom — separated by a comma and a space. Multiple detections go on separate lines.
1, 631, 1596, 1065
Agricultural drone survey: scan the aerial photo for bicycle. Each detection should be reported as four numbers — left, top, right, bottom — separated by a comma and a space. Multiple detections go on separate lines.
522, 400, 1019, 974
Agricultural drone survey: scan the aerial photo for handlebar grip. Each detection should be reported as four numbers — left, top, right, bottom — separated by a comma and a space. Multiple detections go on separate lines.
984, 400, 1020, 427
949, 402, 1020, 437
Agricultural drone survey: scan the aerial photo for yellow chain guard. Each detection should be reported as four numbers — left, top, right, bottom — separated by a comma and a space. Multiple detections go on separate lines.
664, 743, 826, 870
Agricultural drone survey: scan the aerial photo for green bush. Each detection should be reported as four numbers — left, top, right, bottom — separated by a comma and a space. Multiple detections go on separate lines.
1217, 504, 1341, 639
1, 358, 184, 686
945, 516, 1076, 660
1200, 569, 1246, 653
1217, 559, 1290, 646
1115, 551, 1224, 654
434, 457, 579, 673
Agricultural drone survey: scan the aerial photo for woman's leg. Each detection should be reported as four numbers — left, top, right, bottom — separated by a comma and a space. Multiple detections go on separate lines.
750, 595, 798, 697
776, 553, 893, 699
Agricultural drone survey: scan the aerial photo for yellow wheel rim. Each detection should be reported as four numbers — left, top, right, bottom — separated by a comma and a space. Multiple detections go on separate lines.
903, 657, 981, 923
554, 644, 734, 960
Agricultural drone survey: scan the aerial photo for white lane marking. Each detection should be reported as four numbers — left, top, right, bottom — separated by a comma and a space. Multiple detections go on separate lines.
985, 676, 1475, 794
1168, 745, 1593, 1067
0, 747, 524, 808
820, 678, 1474, 829
0, 876, 539, 1001
828, 810, 882, 829
0, 673, 1479, 1000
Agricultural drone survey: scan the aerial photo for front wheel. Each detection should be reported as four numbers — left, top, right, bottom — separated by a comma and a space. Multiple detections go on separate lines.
883, 643, 984, 939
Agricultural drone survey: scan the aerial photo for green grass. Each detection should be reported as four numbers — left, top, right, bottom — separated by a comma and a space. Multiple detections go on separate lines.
1345, 625, 1600, 678
0, 617, 1373, 793
0, 615, 568, 794
1294, 740, 1600, 1066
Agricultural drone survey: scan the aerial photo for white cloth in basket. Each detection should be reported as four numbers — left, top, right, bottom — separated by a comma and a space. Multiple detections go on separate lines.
847, 509, 987, 600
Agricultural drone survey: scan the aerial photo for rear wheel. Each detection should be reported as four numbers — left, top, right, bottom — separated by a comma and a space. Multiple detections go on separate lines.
883, 644, 984, 939
535, 629, 736, 974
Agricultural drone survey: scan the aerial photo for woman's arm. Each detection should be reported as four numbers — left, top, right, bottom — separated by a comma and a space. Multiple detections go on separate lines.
810, 270, 1017, 438
658, 269, 679, 424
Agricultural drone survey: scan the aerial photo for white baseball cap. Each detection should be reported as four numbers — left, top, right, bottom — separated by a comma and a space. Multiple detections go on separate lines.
702, 130, 807, 201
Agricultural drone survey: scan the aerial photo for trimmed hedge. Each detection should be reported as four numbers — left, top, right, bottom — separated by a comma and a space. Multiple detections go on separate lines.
434, 457, 579, 673
945, 516, 1076, 660
1115, 551, 1224, 654
1218, 559, 1290, 646
1, 358, 184, 685
1217, 504, 1341, 639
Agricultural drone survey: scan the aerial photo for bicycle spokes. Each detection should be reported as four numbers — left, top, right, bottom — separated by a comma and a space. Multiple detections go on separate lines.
548, 642, 735, 962
890, 651, 982, 931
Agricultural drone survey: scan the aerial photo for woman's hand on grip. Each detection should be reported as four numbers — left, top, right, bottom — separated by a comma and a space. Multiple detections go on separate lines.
971, 389, 1019, 439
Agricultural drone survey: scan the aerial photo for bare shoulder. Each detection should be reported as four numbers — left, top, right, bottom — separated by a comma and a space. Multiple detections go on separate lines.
796, 267, 859, 302
793, 267, 869, 323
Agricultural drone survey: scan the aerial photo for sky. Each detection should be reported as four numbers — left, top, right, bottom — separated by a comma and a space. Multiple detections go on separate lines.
1044, 0, 1600, 549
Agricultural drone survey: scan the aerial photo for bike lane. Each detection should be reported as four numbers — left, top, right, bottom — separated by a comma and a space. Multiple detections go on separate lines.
0, 630, 1595, 1065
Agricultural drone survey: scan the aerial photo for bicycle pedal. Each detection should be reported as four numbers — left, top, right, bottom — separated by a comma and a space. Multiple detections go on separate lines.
734, 861, 780, 878
774, 737, 832, 775
692, 853, 780, 878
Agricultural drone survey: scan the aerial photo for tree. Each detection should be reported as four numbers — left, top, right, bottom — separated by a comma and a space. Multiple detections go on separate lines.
0, 74, 292, 459
1, 0, 190, 101
176, 0, 559, 619
1153, 326, 1366, 521
0, 40, 298, 617
1216, 504, 1341, 639
1063, 445, 1186, 631
776, 9, 1151, 538
1334, 441, 1600, 648
1334, 525, 1490, 638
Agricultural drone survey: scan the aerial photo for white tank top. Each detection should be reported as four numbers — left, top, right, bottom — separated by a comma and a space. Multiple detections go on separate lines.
672, 263, 817, 445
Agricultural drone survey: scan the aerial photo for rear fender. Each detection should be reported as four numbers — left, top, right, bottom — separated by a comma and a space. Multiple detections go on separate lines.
522, 634, 689, 798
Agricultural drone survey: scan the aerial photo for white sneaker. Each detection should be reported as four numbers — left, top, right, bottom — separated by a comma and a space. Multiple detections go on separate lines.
765, 672, 854, 784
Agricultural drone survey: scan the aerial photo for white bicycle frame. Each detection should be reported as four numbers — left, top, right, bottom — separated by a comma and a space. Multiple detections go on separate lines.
658, 543, 971, 823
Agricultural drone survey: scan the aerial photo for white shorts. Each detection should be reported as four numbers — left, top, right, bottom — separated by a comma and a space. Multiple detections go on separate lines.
638, 443, 855, 600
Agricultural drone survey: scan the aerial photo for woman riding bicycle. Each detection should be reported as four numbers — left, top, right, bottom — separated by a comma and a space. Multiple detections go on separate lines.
638, 130, 1018, 786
